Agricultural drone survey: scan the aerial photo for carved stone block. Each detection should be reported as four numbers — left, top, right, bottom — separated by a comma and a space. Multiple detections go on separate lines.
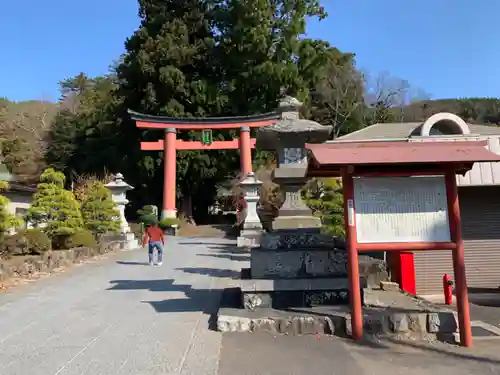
250, 248, 348, 279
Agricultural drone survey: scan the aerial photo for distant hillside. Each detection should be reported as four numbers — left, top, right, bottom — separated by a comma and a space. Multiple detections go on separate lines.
0, 98, 59, 183
0, 95, 499, 184
399, 98, 500, 125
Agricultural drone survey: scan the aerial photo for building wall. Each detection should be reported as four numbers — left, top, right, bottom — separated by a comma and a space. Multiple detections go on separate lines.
414, 186, 500, 295
2, 191, 33, 231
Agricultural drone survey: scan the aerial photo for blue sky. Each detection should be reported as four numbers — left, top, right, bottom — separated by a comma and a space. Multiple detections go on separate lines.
1, 0, 499, 102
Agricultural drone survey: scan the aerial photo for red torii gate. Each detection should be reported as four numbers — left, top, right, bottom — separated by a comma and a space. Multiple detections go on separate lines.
306, 139, 500, 347
128, 110, 280, 219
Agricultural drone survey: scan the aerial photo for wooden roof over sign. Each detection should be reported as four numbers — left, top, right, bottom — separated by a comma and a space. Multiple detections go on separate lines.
128, 109, 281, 130
306, 140, 500, 177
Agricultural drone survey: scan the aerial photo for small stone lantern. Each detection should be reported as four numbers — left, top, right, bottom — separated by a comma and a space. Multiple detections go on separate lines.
105, 173, 133, 234
237, 172, 264, 248
256, 96, 333, 230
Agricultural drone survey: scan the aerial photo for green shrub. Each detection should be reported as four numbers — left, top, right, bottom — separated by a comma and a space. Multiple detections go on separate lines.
80, 181, 120, 235
137, 205, 158, 217
158, 218, 180, 229
24, 229, 51, 255
302, 178, 345, 237
63, 229, 98, 249
139, 214, 158, 226
0, 232, 27, 258
26, 168, 83, 238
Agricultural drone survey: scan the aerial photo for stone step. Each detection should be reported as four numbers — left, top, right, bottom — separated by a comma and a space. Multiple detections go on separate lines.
239, 277, 364, 292
216, 303, 459, 343
239, 278, 365, 310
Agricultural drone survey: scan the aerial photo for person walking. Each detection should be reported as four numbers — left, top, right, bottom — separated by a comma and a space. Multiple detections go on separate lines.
142, 221, 165, 266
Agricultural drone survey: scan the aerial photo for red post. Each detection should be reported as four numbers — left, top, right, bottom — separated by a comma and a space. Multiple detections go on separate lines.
386, 250, 416, 295
342, 170, 363, 340
443, 274, 453, 305
239, 126, 252, 178
162, 128, 177, 219
445, 172, 472, 347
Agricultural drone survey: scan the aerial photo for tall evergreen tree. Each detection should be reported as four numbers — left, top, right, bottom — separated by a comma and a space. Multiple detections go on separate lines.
114, 0, 237, 218
47, 0, 357, 219
214, 0, 331, 114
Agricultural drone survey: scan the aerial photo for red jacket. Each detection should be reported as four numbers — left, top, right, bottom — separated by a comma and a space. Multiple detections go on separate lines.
143, 226, 164, 246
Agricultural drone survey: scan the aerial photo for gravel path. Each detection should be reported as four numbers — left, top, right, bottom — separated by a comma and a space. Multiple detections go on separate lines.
0, 237, 243, 375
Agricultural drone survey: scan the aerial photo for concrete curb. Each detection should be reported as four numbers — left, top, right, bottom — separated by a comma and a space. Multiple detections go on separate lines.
0, 241, 123, 282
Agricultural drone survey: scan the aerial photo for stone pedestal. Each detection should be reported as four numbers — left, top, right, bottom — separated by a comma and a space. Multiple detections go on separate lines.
237, 172, 264, 248
241, 229, 355, 309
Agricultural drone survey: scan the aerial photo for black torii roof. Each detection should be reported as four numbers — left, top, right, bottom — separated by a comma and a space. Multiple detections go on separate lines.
127, 109, 281, 125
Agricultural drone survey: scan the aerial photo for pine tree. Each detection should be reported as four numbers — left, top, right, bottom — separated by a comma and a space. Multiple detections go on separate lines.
27, 168, 83, 239
80, 181, 120, 235
303, 178, 345, 236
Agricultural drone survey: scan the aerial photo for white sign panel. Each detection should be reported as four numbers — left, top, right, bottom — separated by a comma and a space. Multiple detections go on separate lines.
353, 176, 450, 243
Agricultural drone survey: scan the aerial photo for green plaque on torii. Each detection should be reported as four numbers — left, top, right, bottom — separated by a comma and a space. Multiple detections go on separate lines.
202, 129, 213, 145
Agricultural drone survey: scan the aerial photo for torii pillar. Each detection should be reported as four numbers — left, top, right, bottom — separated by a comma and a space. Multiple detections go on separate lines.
239, 126, 253, 179
163, 128, 177, 219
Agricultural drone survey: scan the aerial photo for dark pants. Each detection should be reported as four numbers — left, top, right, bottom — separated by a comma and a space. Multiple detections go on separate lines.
148, 241, 164, 263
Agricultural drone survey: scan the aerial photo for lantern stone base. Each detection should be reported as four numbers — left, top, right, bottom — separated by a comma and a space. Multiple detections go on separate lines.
161, 209, 177, 219
272, 216, 322, 230
125, 232, 139, 250
239, 277, 359, 310
237, 228, 264, 249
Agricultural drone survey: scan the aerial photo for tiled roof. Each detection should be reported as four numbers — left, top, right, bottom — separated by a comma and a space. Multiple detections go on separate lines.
337, 122, 500, 141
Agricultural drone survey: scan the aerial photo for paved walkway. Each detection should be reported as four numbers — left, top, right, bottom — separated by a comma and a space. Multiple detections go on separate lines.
0, 237, 244, 375
1, 237, 500, 375
218, 332, 500, 375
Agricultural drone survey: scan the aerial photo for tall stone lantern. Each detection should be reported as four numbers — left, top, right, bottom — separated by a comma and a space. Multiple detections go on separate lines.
223, 97, 354, 316
256, 96, 333, 230
105, 173, 133, 234
237, 172, 264, 248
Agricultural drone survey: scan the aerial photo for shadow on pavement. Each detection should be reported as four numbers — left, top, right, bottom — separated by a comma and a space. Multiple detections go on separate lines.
197, 253, 250, 262
207, 245, 245, 252
106, 278, 239, 330
175, 267, 240, 279
116, 260, 150, 266
179, 241, 237, 248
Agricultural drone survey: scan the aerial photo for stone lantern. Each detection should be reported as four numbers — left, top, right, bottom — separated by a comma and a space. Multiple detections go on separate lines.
237, 172, 264, 248
217, 96, 354, 316
256, 96, 333, 230
106, 173, 133, 234
105, 173, 139, 250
